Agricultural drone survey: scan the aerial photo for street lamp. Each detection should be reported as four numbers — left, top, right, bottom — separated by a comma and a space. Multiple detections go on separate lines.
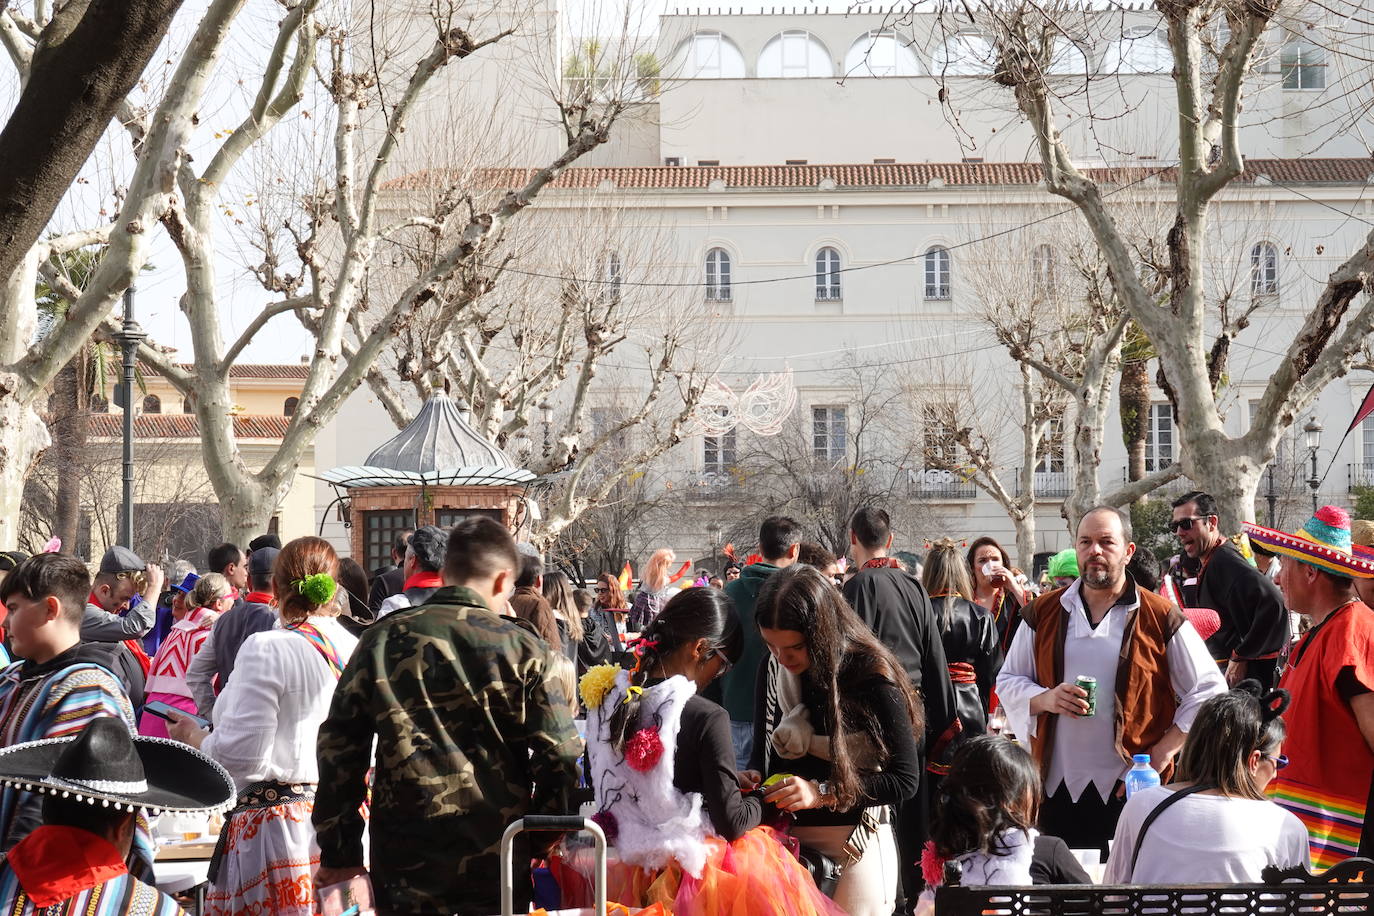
706, 522, 723, 575
112, 288, 146, 550
1303, 415, 1323, 514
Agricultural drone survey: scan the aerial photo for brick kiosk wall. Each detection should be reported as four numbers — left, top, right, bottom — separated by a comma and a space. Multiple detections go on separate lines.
347, 484, 526, 562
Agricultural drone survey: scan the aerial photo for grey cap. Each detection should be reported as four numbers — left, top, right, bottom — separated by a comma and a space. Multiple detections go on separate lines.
99, 546, 144, 575
248, 547, 280, 577
409, 526, 449, 573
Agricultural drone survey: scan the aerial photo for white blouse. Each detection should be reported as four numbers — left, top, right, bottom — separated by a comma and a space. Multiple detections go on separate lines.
201, 616, 358, 791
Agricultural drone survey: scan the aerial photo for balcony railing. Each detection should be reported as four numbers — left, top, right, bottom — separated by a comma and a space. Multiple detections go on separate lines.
1014, 468, 1071, 498
1351, 463, 1374, 491
909, 468, 977, 500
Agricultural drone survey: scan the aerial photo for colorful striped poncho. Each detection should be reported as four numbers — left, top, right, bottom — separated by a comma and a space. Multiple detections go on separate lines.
1272, 600, 1374, 869
0, 826, 182, 915
0, 649, 155, 876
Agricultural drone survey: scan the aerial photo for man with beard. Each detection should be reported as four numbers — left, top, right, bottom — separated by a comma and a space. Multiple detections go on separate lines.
1171, 491, 1288, 687
997, 507, 1226, 857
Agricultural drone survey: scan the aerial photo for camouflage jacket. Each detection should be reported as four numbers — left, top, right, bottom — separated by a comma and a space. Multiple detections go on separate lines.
313, 586, 579, 916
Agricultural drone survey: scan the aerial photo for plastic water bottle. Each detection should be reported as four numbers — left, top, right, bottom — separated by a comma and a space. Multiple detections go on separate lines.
1124, 754, 1161, 799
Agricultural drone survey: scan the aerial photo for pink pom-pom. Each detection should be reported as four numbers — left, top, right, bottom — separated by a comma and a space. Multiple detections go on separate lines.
921, 841, 947, 888
590, 809, 619, 843
625, 727, 665, 772
1315, 505, 1350, 527
41, 537, 61, 554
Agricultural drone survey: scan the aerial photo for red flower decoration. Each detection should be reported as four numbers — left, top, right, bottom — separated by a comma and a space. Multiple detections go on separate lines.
626, 727, 665, 772
921, 840, 947, 888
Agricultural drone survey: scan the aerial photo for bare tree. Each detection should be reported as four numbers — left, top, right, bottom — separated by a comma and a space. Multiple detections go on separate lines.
60, 1, 655, 546
358, 197, 714, 542
938, 1, 1374, 530
0, 0, 185, 283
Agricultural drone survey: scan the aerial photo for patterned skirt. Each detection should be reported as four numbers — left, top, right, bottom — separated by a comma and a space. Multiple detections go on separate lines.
207, 781, 319, 916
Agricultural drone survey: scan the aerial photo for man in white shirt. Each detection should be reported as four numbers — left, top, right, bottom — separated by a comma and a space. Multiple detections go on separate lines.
997, 506, 1226, 856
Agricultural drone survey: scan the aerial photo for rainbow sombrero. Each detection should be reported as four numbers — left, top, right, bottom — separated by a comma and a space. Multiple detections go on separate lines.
1243, 506, 1374, 579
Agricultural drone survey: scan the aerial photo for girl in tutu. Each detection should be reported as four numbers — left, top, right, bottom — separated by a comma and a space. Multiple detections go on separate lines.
581, 586, 844, 915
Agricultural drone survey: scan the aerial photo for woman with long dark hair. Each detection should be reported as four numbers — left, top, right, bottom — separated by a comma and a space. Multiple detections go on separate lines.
923, 538, 1000, 735
582, 587, 842, 914
917, 736, 1088, 909
748, 564, 923, 916
594, 572, 628, 651
1104, 682, 1309, 883
967, 536, 1027, 652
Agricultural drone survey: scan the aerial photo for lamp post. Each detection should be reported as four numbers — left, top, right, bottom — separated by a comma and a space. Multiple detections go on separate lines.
539, 400, 553, 456
1264, 463, 1277, 527
113, 288, 146, 549
706, 522, 723, 575
1303, 416, 1323, 514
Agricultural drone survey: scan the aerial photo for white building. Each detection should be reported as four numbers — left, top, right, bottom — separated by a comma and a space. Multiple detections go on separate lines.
316, 5, 1374, 574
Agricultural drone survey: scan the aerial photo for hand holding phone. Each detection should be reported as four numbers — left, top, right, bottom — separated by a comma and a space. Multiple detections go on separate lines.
144, 700, 211, 730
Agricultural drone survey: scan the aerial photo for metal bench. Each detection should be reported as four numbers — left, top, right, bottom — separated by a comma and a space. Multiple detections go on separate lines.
933, 857, 1374, 915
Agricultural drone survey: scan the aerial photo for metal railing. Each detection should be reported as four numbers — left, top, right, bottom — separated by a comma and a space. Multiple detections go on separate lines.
1351, 463, 1374, 491
908, 468, 977, 499
1014, 468, 1071, 498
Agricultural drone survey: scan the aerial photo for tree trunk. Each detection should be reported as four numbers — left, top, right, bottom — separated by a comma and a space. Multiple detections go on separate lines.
216, 478, 278, 549
1014, 508, 1036, 574
50, 360, 84, 549
1119, 357, 1151, 485
1188, 448, 1263, 534
1063, 389, 1108, 531
0, 0, 185, 283
0, 389, 50, 549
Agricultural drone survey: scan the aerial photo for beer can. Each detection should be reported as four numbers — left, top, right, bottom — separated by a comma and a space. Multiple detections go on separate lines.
1075, 675, 1097, 717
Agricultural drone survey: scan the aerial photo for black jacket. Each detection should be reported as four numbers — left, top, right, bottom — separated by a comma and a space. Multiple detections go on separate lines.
1196, 542, 1288, 662
842, 565, 958, 759
934, 595, 1001, 736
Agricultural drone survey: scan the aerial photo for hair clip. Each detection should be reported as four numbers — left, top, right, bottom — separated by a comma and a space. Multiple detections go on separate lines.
622, 685, 644, 705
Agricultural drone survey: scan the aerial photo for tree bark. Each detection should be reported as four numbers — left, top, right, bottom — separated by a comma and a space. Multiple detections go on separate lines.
1119, 356, 1151, 484
0, 0, 184, 281
0, 382, 50, 549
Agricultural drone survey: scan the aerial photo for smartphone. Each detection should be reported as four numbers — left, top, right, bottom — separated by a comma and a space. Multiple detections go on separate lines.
143, 700, 212, 730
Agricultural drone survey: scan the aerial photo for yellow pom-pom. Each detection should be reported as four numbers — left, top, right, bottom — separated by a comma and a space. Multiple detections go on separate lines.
579, 664, 620, 710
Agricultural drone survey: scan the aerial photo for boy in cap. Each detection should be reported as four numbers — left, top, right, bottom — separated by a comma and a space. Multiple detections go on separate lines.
81, 548, 163, 710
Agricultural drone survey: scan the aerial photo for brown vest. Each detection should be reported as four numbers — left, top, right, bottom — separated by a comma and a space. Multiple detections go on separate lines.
1022, 584, 1187, 783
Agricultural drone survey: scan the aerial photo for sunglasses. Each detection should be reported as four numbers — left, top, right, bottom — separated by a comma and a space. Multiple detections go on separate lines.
708, 648, 733, 678
595, 586, 609, 593
1264, 753, 1290, 770
1169, 515, 1211, 533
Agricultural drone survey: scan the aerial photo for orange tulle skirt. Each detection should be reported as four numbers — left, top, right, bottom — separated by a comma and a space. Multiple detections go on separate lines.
606, 827, 848, 916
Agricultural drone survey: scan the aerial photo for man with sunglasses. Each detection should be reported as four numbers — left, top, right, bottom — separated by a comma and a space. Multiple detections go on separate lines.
1170, 492, 1287, 688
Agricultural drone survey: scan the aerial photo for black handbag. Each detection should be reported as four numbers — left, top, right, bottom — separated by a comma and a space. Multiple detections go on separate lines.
798, 845, 843, 898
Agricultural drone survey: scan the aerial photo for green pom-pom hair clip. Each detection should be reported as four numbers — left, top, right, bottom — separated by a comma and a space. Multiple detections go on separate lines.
293, 573, 337, 606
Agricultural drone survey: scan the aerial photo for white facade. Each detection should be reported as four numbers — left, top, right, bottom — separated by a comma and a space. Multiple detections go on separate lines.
315, 4, 1374, 571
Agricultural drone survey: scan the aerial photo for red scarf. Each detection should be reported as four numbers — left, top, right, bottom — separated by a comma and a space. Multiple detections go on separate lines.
861, 557, 903, 570
401, 572, 443, 592
243, 591, 274, 605
7, 825, 128, 906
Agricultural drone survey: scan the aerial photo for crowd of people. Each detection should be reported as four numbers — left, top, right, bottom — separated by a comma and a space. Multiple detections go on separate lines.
0, 489, 1367, 915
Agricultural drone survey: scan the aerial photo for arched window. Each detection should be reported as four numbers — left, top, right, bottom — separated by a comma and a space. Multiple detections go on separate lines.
1049, 38, 1089, 74
815, 247, 841, 300
844, 31, 920, 77
924, 246, 952, 300
284, 396, 299, 416
1104, 27, 1171, 74
931, 33, 995, 76
705, 248, 732, 301
142, 394, 161, 414
1032, 244, 1057, 296
758, 30, 833, 79
682, 31, 746, 79
603, 251, 622, 302
1250, 242, 1279, 296
1281, 40, 1325, 89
